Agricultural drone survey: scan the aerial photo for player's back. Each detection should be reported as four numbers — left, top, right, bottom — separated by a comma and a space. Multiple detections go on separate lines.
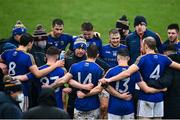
135, 53, 172, 102
136, 54, 172, 82
27, 64, 65, 109
69, 60, 103, 111
106, 66, 141, 115
1, 49, 34, 76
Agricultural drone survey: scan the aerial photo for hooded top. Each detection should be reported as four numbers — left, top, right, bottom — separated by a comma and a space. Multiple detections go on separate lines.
0, 92, 22, 119
23, 88, 70, 119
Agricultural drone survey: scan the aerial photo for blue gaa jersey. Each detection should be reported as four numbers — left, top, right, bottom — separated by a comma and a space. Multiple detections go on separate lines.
105, 66, 141, 116
47, 33, 74, 51
1, 49, 34, 96
101, 44, 127, 68
135, 54, 172, 102
86, 37, 103, 53
27, 65, 65, 109
69, 60, 103, 111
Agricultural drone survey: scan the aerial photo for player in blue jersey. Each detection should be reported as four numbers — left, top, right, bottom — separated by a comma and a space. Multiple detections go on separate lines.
47, 18, 74, 54
82, 48, 165, 119
100, 37, 180, 119
81, 22, 103, 53
0, 33, 64, 111
104, 48, 167, 120
16, 46, 65, 109
162, 23, 179, 52
100, 29, 127, 68
46, 44, 104, 119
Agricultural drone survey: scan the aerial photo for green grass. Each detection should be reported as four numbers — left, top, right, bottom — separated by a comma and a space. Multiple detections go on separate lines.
0, 0, 180, 43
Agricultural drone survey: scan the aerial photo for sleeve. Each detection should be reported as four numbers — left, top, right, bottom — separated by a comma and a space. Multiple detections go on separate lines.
26, 72, 35, 80
27, 54, 35, 68
134, 71, 142, 83
154, 33, 163, 54
0, 51, 7, 61
134, 55, 144, 68
166, 56, 173, 66
68, 35, 75, 51
69, 64, 76, 78
104, 69, 113, 79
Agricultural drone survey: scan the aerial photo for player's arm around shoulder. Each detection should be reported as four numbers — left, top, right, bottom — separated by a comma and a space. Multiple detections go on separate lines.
77, 82, 104, 99
137, 80, 167, 93
105, 84, 132, 101
169, 61, 180, 70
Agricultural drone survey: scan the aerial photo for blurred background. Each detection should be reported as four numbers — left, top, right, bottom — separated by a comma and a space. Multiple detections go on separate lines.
0, 0, 180, 43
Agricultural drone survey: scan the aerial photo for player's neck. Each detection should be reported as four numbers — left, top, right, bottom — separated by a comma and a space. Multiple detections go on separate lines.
118, 60, 128, 66
46, 59, 56, 65
16, 46, 28, 52
146, 49, 155, 54
86, 57, 96, 62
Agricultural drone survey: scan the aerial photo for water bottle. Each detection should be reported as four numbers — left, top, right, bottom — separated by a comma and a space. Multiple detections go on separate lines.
59, 50, 65, 60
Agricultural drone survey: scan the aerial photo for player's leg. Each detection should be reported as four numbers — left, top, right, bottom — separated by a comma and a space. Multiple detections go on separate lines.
137, 100, 154, 119
154, 101, 164, 119
99, 90, 109, 119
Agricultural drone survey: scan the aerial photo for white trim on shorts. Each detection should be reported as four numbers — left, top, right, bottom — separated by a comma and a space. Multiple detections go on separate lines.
137, 99, 164, 118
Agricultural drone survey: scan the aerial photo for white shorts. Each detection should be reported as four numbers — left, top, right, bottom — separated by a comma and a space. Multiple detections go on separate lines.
22, 95, 29, 112
99, 89, 109, 98
137, 100, 163, 118
108, 113, 134, 120
74, 108, 100, 119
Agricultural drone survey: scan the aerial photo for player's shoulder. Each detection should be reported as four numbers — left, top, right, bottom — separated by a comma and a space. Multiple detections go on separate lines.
102, 44, 110, 49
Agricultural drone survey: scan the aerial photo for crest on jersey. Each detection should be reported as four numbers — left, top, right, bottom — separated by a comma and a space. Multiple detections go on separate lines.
61, 41, 64, 45
13, 51, 18, 56
112, 51, 117, 56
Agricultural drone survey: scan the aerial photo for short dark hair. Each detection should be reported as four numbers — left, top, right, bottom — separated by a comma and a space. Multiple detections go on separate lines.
117, 48, 129, 57
52, 18, 64, 27
87, 44, 98, 58
143, 37, 156, 50
167, 23, 179, 32
81, 22, 93, 31
46, 46, 60, 55
19, 33, 34, 46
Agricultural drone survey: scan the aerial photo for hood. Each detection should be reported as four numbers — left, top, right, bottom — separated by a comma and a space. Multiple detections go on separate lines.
38, 88, 57, 107
0, 92, 12, 104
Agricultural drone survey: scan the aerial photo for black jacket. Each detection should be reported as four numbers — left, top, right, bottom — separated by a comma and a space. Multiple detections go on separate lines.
0, 92, 22, 119
23, 88, 70, 119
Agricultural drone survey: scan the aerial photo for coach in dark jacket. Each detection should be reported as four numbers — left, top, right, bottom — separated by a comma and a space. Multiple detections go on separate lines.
126, 16, 162, 64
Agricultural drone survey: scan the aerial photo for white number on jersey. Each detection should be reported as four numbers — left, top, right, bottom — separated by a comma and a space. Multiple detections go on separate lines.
8, 62, 16, 76
78, 72, 92, 84
150, 64, 160, 80
40, 76, 60, 92
115, 77, 130, 93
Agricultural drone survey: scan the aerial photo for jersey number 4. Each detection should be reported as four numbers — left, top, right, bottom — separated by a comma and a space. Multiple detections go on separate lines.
150, 64, 160, 80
